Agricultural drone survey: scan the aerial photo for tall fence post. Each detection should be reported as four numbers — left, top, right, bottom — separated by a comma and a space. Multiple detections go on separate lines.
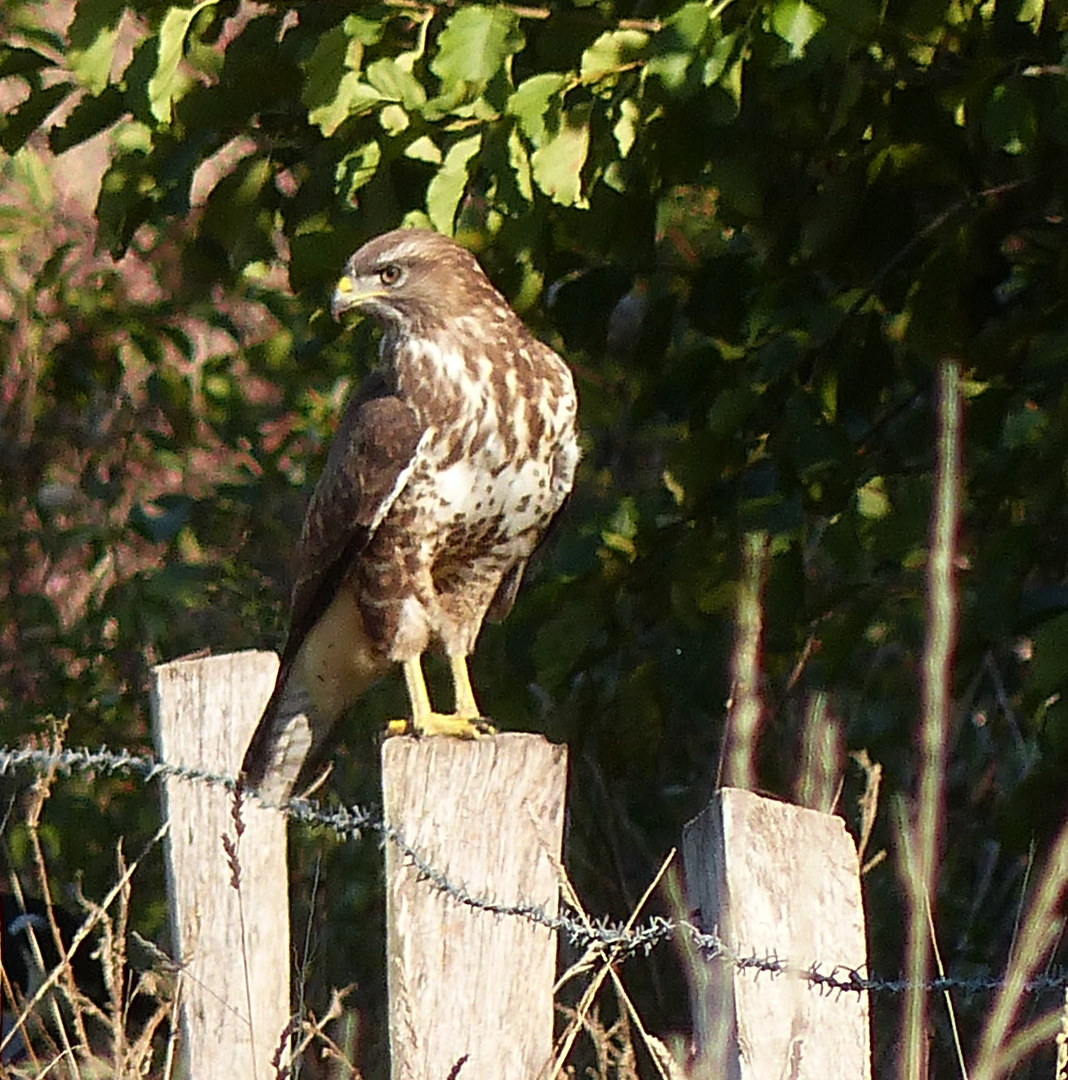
151, 650, 290, 1080
381, 732, 567, 1080
682, 787, 871, 1080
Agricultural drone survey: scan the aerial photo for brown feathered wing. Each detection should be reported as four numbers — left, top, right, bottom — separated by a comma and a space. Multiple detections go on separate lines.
241, 372, 423, 799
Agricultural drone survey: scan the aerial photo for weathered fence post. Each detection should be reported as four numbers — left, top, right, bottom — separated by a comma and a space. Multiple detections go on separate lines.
151, 650, 290, 1080
682, 787, 871, 1080
381, 732, 567, 1080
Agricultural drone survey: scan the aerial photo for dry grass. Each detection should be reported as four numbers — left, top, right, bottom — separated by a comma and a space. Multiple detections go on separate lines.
0, 743, 365, 1080
5, 362, 1068, 1077
0, 731, 177, 1079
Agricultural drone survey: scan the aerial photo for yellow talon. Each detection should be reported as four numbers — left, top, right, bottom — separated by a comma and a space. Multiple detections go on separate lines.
387, 655, 496, 738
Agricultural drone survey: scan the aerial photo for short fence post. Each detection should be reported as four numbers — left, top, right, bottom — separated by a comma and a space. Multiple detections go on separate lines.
381, 732, 567, 1080
151, 650, 290, 1080
682, 787, 871, 1080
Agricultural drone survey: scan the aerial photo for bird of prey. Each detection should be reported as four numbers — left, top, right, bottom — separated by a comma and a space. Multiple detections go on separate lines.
241, 229, 579, 802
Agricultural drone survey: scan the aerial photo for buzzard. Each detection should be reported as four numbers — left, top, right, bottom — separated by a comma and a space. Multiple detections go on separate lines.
241, 229, 579, 801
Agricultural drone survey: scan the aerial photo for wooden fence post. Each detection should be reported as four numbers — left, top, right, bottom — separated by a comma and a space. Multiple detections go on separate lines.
381, 732, 567, 1080
151, 650, 290, 1080
682, 787, 871, 1080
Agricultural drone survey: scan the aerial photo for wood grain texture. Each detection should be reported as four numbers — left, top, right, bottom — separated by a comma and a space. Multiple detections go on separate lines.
382, 733, 567, 1080
151, 650, 290, 1080
682, 787, 871, 1080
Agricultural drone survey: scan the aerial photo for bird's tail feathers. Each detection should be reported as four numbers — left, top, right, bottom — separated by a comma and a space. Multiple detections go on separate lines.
240, 672, 317, 804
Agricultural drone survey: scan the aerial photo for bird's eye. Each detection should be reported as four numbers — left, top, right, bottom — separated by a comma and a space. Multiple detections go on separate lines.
379, 263, 402, 286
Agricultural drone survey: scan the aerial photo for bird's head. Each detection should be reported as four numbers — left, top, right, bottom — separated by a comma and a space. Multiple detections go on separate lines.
330, 229, 505, 333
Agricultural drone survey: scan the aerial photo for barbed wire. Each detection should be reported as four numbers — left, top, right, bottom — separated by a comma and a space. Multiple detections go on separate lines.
2, 743, 1066, 999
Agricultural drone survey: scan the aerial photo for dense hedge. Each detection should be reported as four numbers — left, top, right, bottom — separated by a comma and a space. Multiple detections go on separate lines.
4, 0, 1068, 1073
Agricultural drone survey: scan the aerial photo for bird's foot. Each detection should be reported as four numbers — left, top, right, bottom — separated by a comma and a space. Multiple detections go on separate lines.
386, 713, 497, 738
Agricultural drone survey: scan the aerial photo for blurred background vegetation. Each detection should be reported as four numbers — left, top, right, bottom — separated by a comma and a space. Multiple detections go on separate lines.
3, 0, 1068, 1073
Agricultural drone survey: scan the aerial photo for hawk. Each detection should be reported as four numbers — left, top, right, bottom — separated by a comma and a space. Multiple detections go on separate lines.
241, 229, 579, 802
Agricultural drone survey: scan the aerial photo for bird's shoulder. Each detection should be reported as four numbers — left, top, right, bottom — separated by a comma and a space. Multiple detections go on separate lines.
281, 372, 424, 667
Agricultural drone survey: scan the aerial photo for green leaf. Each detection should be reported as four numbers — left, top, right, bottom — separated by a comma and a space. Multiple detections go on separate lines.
69, 23, 119, 93
430, 5, 524, 100
49, 85, 125, 153
665, 1, 712, 47
0, 45, 52, 78
11, 146, 54, 209
1018, 0, 1044, 31
613, 97, 640, 158
35, 242, 76, 292
336, 140, 382, 204
507, 125, 533, 201
770, 0, 826, 58
67, 0, 128, 52
702, 29, 740, 88
1, 82, 72, 153
301, 23, 359, 117
531, 104, 590, 208
366, 57, 427, 109
405, 134, 442, 164
379, 103, 409, 135
580, 28, 648, 84
645, 2, 710, 91
307, 71, 384, 136
857, 476, 891, 519
507, 73, 567, 145
149, 0, 218, 124
342, 13, 386, 46
426, 133, 482, 233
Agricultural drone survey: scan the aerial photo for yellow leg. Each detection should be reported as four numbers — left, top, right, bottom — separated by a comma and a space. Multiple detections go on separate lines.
450, 654, 481, 719
386, 655, 495, 738
403, 655, 433, 726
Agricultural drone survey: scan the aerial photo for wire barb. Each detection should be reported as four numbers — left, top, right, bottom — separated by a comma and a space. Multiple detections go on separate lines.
1, 743, 1065, 998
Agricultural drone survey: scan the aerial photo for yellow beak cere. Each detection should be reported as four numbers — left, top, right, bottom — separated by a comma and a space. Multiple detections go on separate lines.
330, 274, 388, 320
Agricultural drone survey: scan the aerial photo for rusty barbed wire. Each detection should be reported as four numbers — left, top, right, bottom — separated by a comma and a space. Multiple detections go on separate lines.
2, 743, 1066, 998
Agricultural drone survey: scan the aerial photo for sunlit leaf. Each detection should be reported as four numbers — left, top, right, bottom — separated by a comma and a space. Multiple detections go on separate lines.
504, 124, 533, 202
770, 0, 825, 58
405, 134, 442, 164
857, 477, 891, 519
69, 23, 118, 94
149, 0, 218, 124
337, 140, 382, 203
301, 23, 360, 116
1018, 0, 1044, 31
431, 5, 524, 99
613, 98, 640, 158
507, 73, 567, 145
307, 71, 384, 136
645, 1, 710, 91
580, 28, 648, 84
366, 57, 427, 109
426, 133, 482, 233
530, 104, 590, 208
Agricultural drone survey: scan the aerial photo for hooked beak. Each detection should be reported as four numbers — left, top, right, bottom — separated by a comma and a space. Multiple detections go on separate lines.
330, 274, 386, 321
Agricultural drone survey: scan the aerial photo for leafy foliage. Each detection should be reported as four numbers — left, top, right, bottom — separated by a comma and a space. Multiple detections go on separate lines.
4, 0, 1068, 1072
